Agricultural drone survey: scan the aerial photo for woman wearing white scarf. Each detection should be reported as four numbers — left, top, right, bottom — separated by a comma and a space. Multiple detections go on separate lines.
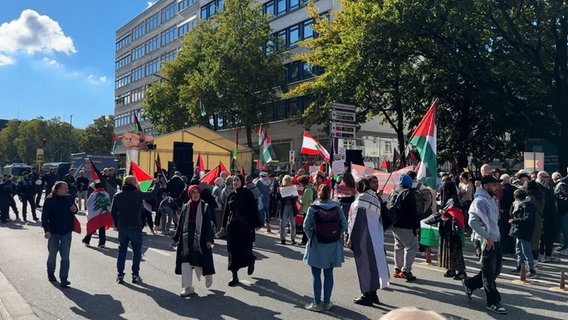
173, 185, 215, 297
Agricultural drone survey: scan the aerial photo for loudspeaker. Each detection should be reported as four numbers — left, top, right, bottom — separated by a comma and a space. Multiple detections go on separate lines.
168, 161, 193, 177
345, 149, 364, 166
173, 142, 193, 164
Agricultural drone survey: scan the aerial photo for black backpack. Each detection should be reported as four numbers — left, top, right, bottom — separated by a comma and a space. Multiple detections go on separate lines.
311, 205, 341, 243
386, 188, 409, 226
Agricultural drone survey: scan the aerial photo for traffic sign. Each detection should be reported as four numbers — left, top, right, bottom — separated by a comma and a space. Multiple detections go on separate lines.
331, 122, 356, 139
331, 110, 356, 123
330, 103, 356, 112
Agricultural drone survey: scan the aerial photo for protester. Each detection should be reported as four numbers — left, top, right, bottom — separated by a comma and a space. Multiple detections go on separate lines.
499, 174, 516, 254
462, 175, 507, 314
336, 170, 357, 221
18, 171, 38, 221
303, 184, 346, 312
82, 182, 112, 248
458, 172, 474, 219
63, 168, 77, 200
42, 181, 77, 287
173, 185, 215, 297
278, 175, 299, 245
0, 174, 12, 223
437, 179, 466, 280
298, 175, 316, 245
76, 170, 89, 210
508, 189, 537, 278
255, 171, 273, 233
555, 172, 568, 255
111, 175, 162, 284
347, 176, 388, 306
391, 174, 419, 281
158, 192, 179, 235
219, 175, 259, 287
525, 180, 544, 262
536, 171, 559, 263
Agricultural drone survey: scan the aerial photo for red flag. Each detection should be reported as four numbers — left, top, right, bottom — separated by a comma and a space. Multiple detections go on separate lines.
240, 167, 245, 176
380, 158, 388, 172
318, 163, 325, 173
301, 131, 330, 162
219, 161, 229, 173
302, 162, 310, 171
156, 152, 162, 169
197, 152, 205, 173
201, 165, 220, 185
131, 161, 154, 191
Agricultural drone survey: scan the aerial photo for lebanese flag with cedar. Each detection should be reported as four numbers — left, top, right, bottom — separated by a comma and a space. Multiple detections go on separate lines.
301, 131, 330, 162
85, 188, 114, 235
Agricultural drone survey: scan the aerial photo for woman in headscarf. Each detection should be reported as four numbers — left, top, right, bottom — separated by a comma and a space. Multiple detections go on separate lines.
435, 178, 466, 279
347, 176, 389, 306
219, 175, 259, 286
172, 185, 215, 297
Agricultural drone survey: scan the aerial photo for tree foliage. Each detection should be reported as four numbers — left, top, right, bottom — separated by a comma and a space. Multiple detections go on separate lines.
144, 0, 286, 147
292, 0, 564, 169
80, 115, 115, 154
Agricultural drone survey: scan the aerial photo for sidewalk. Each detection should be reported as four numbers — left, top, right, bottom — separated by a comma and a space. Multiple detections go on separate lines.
0, 268, 40, 320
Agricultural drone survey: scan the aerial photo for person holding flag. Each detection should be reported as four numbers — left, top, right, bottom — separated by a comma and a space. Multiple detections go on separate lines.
81, 182, 114, 248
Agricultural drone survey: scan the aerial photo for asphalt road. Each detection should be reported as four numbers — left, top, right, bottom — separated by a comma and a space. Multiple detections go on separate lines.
0, 199, 567, 320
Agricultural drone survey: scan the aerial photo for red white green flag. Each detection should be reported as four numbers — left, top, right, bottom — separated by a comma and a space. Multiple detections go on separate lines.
130, 161, 154, 192
380, 158, 388, 172
132, 111, 142, 132
409, 99, 437, 189
258, 124, 275, 164
85, 188, 114, 235
196, 152, 205, 174
301, 131, 330, 162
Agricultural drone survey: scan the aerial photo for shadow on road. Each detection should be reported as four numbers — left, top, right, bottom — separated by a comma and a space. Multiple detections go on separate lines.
58, 285, 126, 320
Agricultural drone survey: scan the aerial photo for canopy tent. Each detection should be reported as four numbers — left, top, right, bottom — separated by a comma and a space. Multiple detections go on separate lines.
138, 126, 253, 176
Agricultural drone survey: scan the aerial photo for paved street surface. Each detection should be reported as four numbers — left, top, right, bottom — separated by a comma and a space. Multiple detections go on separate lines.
0, 199, 567, 320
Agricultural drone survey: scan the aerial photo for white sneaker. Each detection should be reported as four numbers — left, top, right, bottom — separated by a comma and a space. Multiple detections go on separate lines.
180, 287, 195, 297
305, 302, 323, 312
205, 275, 213, 288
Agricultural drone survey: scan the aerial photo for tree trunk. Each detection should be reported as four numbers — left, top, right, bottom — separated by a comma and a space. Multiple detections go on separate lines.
456, 81, 473, 169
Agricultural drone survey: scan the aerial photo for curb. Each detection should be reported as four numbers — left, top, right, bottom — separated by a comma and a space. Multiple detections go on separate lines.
0, 269, 40, 320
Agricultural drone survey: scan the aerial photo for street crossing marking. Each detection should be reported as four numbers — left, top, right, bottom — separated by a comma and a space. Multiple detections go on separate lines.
146, 247, 171, 256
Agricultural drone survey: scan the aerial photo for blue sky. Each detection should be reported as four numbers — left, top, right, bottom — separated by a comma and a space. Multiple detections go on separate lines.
0, 0, 156, 128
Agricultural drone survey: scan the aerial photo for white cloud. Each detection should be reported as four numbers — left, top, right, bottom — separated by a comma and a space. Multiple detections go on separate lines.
41, 56, 60, 67
0, 9, 76, 55
147, 2, 156, 8
0, 53, 14, 66
87, 74, 107, 85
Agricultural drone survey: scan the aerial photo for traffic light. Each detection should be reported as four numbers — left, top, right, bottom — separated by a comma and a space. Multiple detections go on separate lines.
42, 137, 47, 145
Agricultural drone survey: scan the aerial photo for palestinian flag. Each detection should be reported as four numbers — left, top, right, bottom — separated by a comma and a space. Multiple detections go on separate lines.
111, 134, 122, 155
301, 131, 330, 162
201, 164, 221, 185
219, 161, 229, 174
85, 188, 114, 235
409, 99, 437, 189
130, 161, 154, 191
380, 158, 388, 172
196, 152, 205, 175
133, 111, 142, 132
155, 152, 167, 181
262, 129, 276, 164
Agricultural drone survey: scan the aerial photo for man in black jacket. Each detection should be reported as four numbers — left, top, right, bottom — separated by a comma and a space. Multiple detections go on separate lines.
111, 175, 163, 284
18, 171, 38, 221
391, 174, 419, 281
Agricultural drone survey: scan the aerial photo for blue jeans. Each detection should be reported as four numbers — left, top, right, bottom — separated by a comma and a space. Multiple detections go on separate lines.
561, 214, 568, 249
516, 238, 535, 271
117, 227, 143, 276
311, 266, 334, 304
47, 232, 72, 280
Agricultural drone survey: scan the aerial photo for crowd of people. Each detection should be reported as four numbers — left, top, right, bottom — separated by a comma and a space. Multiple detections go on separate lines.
1, 161, 567, 317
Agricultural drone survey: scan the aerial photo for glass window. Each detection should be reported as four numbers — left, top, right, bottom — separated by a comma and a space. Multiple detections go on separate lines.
115, 54, 131, 70
116, 35, 131, 51
145, 58, 160, 75
132, 23, 145, 41
161, 49, 177, 62
131, 65, 145, 82
289, 99, 301, 116
274, 102, 286, 120
146, 13, 160, 32
161, 2, 177, 23
302, 62, 313, 78
303, 20, 314, 39
145, 35, 160, 54
264, 1, 274, 15
276, 30, 287, 49
161, 26, 177, 46
115, 73, 131, 89
288, 62, 300, 82
178, 0, 196, 11
218, 0, 224, 10
290, 0, 300, 10
201, 6, 208, 19
277, 0, 286, 16
289, 25, 299, 45
131, 44, 145, 61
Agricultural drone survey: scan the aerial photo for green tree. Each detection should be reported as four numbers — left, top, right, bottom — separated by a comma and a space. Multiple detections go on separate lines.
144, 0, 286, 147
79, 115, 115, 153
0, 120, 22, 164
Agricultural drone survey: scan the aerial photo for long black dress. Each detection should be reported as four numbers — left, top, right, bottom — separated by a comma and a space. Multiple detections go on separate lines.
222, 186, 259, 271
438, 181, 465, 272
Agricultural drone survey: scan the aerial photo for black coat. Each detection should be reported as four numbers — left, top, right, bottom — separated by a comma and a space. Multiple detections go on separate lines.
173, 200, 215, 275
509, 200, 535, 241
392, 187, 419, 230
42, 195, 76, 235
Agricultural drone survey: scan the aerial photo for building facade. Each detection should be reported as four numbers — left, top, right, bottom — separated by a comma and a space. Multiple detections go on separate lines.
114, 0, 398, 170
